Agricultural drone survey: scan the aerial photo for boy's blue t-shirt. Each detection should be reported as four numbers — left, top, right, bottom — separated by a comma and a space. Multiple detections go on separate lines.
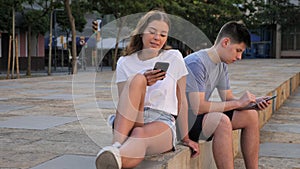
184, 50, 230, 101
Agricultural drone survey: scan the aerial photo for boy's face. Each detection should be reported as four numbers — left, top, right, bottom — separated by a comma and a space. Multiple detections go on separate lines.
220, 38, 247, 64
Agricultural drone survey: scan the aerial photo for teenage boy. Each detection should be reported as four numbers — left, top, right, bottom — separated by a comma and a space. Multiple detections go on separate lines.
185, 21, 271, 169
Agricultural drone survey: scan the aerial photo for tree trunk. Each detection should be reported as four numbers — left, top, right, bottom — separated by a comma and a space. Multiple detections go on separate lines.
112, 16, 126, 71
64, 0, 77, 74
26, 25, 31, 76
112, 29, 121, 71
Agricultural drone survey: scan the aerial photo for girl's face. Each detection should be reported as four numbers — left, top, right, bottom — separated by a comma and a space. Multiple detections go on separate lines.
142, 20, 169, 50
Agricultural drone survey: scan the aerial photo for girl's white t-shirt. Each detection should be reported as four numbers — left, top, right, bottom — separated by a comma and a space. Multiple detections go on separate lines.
116, 49, 188, 116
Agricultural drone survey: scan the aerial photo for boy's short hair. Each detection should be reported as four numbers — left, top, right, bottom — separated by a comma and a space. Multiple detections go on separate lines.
215, 21, 251, 47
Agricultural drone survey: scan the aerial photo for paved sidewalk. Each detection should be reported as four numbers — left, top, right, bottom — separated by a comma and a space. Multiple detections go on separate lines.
234, 87, 300, 169
0, 59, 299, 169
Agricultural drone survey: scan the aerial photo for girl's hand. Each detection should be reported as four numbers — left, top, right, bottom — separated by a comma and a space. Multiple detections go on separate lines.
143, 69, 166, 86
182, 139, 200, 158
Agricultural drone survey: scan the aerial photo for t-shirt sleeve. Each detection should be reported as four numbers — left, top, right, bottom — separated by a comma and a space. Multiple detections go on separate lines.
171, 50, 188, 80
216, 63, 230, 90
186, 61, 207, 93
115, 57, 127, 83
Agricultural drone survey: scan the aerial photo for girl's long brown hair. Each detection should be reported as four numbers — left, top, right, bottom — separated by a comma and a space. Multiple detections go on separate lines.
122, 10, 172, 56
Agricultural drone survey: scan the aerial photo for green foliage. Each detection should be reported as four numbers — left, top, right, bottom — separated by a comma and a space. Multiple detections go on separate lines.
1, 0, 298, 41
240, 0, 300, 31
162, 0, 245, 42
89, 0, 147, 18
0, 0, 50, 34
0, 0, 88, 34
0, 1, 12, 32
88, 0, 246, 42
0, 0, 28, 32
56, 1, 87, 33
87, 0, 300, 42
22, 10, 49, 35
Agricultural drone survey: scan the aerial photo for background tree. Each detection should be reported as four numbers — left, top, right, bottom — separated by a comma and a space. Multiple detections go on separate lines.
1, 0, 297, 75
0, 0, 35, 78
56, 0, 87, 71
0, 0, 34, 32
239, 0, 300, 57
62, 0, 76, 74
22, 5, 49, 76
0, 1, 14, 32
60, 0, 88, 74
240, 0, 300, 30
89, 0, 153, 70
163, 0, 245, 42
56, 1, 86, 34
88, 0, 249, 70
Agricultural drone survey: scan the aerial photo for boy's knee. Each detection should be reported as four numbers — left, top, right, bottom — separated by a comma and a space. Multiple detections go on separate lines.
203, 114, 232, 137
245, 110, 259, 123
241, 110, 258, 121
219, 115, 232, 131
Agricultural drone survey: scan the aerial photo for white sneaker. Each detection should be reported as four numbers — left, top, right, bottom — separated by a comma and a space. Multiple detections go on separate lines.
95, 142, 122, 169
107, 114, 115, 127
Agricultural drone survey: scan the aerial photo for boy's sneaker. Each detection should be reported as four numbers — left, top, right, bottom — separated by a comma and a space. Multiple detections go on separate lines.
107, 114, 115, 128
95, 142, 122, 169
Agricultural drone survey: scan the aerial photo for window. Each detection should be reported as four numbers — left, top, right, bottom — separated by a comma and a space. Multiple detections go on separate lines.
296, 26, 300, 50
0, 34, 1, 58
282, 26, 300, 50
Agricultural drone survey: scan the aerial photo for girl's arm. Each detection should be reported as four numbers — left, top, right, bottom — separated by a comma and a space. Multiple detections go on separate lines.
176, 76, 200, 157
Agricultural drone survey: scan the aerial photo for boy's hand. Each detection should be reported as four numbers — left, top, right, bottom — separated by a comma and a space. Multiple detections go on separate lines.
255, 96, 271, 110
238, 91, 256, 108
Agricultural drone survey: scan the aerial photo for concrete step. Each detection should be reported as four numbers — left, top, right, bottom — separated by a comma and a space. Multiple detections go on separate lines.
137, 72, 300, 169
235, 87, 300, 169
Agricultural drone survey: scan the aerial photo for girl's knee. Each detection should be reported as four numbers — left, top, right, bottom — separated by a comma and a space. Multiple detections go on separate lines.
130, 74, 147, 89
131, 127, 146, 138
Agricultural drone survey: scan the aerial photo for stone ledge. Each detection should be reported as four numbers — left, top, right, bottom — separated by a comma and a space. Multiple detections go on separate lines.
137, 72, 300, 169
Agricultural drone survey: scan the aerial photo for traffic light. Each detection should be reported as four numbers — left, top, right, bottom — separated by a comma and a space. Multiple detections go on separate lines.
92, 20, 98, 33
92, 19, 102, 33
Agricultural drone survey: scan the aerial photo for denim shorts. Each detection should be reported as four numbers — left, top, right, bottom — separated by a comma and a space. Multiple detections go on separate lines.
144, 107, 177, 151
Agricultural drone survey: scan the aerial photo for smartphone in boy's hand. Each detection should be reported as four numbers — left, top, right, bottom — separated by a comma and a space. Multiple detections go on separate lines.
252, 95, 277, 110
237, 95, 276, 110
264, 95, 277, 102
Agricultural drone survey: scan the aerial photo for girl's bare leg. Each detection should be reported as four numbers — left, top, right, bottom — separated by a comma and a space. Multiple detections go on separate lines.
114, 74, 147, 144
120, 121, 173, 168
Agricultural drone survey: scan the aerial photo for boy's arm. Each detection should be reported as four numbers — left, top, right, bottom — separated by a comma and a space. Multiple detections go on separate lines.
188, 89, 256, 115
219, 89, 271, 111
